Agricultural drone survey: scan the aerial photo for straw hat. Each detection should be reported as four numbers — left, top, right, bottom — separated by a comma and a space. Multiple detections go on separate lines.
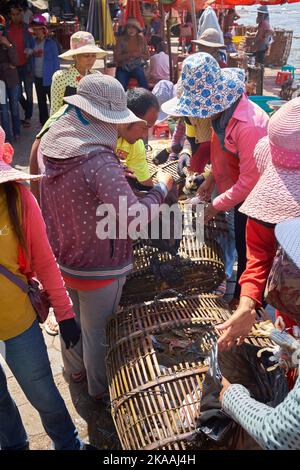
124, 18, 143, 33
257, 5, 269, 14
59, 31, 107, 60
192, 28, 225, 49
0, 127, 41, 184
240, 98, 300, 225
161, 53, 245, 119
30, 0, 49, 10
275, 218, 300, 270
64, 74, 146, 124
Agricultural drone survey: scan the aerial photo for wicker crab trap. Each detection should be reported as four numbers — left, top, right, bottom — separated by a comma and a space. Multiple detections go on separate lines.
146, 141, 184, 185
120, 222, 225, 305
106, 293, 274, 450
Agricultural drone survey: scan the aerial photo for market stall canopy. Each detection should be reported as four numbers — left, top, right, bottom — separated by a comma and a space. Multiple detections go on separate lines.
86, 0, 115, 47
124, 0, 145, 28
213, 0, 300, 5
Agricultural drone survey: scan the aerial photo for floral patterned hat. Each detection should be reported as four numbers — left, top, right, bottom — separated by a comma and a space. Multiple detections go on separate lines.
161, 53, 245, 118
59, 31, 107, 60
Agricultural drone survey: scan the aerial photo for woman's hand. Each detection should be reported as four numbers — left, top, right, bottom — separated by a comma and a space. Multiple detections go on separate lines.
204, 203, 219, 223
219, 377, 232, 403
216, 297, 257, 351
0, 36, 12, 48
197, 173, 215, 202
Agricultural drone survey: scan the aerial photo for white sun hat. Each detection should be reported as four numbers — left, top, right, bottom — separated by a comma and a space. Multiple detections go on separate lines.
59, 31, 107, 60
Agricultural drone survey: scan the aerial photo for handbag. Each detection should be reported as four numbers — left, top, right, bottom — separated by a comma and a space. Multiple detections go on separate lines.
0, 264, 51, 323
265, 247, 300, 322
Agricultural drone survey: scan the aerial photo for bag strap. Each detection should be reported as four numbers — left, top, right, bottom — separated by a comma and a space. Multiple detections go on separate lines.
0, 264, 28, 294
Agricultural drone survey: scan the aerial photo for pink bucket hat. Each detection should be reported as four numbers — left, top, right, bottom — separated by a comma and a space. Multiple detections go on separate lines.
0, 127, 41, 183
240, 97, 300, 224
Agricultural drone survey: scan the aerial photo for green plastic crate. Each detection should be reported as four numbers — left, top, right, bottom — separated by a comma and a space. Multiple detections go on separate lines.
248, 95, 281, 114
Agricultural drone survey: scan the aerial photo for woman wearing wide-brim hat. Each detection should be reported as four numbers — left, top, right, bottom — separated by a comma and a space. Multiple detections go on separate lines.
0, 126, 90, 450
40, 73, 173, 401
50, 31, 107, 115
217, 98, 300, 352
114, 17, 149, 91
191, 28, 227, 67
162, 53, 269, 304
220, 216, 300, 450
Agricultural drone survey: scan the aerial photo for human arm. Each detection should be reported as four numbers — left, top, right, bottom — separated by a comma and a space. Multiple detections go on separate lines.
221, 368, 300, 450
216, 218, 277, 349
50, 70, 67, 116
212, 126, 263, 212
140, 35, 150, 62
0, 37, 17, 69
24, 189, 75, 322
85, 152, 173, 234
29, 139, 41, 203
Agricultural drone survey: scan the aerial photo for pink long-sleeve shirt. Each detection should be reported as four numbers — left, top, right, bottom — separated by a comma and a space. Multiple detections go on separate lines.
18, 184, 75, 323
211, 94, 269, 212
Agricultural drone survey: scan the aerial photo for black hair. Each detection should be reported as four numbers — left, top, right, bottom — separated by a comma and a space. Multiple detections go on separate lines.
155, 41, 166, 54
126, 88, 159, 119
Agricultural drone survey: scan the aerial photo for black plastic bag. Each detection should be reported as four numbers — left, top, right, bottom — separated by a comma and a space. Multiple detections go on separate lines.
193, 342, 289, 450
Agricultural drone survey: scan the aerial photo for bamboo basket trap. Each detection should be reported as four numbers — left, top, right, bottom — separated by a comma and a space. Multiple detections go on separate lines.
106, 292, 275, 450
146, 141, 184, 185
120, 223, 225, 305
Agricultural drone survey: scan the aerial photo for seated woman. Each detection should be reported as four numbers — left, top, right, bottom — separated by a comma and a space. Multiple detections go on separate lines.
114, 18, 149, 91
148, 41, 170, 85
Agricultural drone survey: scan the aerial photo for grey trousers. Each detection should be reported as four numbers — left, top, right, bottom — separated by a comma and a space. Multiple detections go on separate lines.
60, 278, 126, 397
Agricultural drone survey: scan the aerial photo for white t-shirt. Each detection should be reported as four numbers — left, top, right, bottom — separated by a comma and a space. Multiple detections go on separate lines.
149, 52, 170, 82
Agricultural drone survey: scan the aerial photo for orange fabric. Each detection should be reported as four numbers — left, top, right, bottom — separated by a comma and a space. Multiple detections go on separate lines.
63, 274, 115, 291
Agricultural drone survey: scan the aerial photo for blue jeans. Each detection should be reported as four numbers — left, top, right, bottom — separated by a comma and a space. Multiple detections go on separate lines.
116, 66, 149, 91
17, 64, 34, 120
6, 86, 21, 138
0, 320, 82, 450
0, 102, 13, 143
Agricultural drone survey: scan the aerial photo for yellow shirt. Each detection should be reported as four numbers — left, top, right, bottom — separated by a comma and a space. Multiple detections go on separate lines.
0, 187, 36, 340
185, 117, 212, 143
115, 137, 150, 182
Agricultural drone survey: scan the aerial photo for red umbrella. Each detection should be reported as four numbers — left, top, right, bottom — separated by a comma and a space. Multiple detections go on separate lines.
124, 0, 145, 28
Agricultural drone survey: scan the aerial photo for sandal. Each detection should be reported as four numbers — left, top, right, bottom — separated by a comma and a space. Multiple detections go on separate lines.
44, 312, 59, 336
212, 280, 227, 298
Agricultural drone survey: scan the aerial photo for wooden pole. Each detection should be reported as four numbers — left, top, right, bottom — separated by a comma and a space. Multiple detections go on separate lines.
166, 15, 173, 82
159, 0, 166, 41
189, 0, 198, 40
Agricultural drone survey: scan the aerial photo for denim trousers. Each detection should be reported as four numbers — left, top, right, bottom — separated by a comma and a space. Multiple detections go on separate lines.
0, 102, 13, 143
17, 64, 33, 120
6, 85, 21, 138
116, 66, 149, 91
0, 320, 82, 450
